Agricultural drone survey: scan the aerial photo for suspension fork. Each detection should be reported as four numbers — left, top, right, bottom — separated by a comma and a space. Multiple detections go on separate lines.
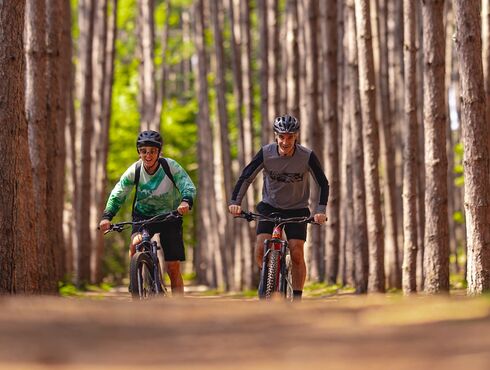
279, 241, 289, 294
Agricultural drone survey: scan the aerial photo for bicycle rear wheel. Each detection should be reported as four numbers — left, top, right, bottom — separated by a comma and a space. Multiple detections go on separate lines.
130, 252, 157, 299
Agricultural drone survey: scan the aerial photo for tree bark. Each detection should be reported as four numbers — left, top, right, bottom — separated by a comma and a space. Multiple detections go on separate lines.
421, 0, 450, 294
46, 0, 67, 287
376, 0, 401, 290
346, 0, 369, 292
401, 0, 418, 294
210, 0, 232, 290
258, 0, 270, 145
286, 0, 300, 119
26, 0, 51, 291
355, 0, 385, 293
76, 0, 96, 285
137, 0, 157, 131
239, 0, 255, 288
0, 0, 40, 293
193, 0, 222, 288
453, 0, 490, 294
321, 0, 341, 286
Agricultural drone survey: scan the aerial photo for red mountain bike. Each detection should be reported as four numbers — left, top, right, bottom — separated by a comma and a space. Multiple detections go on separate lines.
237, 211, 317, 300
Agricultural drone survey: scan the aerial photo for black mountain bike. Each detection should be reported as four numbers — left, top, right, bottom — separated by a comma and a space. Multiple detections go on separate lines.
237, 211, 317, 300
103, 211, 182, 300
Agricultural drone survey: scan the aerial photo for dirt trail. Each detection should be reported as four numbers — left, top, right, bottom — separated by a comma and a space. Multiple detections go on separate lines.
1, 293, 489, 369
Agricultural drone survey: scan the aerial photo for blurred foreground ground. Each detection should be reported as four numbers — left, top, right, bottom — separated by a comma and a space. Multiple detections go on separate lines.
1, 289, 489, 370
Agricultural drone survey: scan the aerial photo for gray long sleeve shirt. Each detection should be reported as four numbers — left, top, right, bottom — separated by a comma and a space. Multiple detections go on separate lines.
230, 143, 329, 214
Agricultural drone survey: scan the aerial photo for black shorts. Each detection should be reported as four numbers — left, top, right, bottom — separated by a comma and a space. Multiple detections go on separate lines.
132, 215, 185, 261
255, 202, 310, 241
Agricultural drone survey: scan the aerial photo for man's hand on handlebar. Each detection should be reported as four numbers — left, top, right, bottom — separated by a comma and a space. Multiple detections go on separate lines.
99, 219, 111, 233
177, 201, 190, 215
228, 204, 242, 216
313, 213, 328, 225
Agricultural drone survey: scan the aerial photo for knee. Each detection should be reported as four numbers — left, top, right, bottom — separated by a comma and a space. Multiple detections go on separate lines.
130, 234, 142, 250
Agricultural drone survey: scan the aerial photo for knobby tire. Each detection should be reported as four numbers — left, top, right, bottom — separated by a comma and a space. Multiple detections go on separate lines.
130, 252, 156, 299
264, 250, 280, 298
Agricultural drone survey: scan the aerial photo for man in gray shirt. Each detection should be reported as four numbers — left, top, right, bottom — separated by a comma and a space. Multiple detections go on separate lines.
228, 114, 329, 300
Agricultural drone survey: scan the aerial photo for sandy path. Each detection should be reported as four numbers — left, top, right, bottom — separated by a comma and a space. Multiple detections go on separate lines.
0, 294, 489, 369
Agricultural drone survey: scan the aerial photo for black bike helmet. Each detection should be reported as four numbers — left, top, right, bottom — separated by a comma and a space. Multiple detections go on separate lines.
136, 130, 163, 149
273, 114, 300, 134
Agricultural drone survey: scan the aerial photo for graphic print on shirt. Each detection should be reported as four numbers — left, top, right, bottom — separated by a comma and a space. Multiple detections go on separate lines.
268, 170, 304, 183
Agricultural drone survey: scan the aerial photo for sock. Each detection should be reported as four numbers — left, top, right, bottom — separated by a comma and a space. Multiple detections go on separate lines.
293, 290, 303, 300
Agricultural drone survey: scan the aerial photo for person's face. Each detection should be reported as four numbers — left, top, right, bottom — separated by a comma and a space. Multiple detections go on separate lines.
276, 133, 297, 156
138, 146, 159, 168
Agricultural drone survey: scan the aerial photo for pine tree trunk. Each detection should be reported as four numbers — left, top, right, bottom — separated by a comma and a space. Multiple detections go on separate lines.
239, 0, 255, 288
454, 0, 490, 294
401, 0, 418, 294
258, 0, 270, 145
321, 0, 341, 286
193, 0, 222, 288
91, 0, 109, 284
416, 1, 426, 291
267, 0, 280, 125
46, 0, 67, 287
155, 0, 170, 127
57, 0, 74, 280
346, 0, 368, 292
286, 0, 300, 119
137, 0, 157, 131
355, 0, 385, 293
484, 1, 490, 130
377, 0, 401, 290
302, 0, 323, 281
210, 0, 232, 290
26, 0, 51, 291
421, 0, 450, 294
0, 0, 40, 293
76, 0, 96, 285
63, 0, 76, 277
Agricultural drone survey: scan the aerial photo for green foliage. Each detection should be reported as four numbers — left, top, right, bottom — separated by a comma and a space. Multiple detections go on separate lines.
453, 210, 465, 224
453, 142, 465, 187
450, 272, 467, 290
303, 282, 353, 297
59, 282, 83, 297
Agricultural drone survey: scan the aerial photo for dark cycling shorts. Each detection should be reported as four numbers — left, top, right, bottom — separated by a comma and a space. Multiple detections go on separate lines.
132, 214, 185, 261
255, 202, 310, 241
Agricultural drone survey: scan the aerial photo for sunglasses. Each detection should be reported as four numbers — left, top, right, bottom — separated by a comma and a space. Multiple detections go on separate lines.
139, 148, 159, 156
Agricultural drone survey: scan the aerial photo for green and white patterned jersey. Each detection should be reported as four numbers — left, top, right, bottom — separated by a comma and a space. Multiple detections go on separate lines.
103, 158, 196, 220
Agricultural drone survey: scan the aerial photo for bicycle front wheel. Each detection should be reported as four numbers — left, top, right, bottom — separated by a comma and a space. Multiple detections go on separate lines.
264, 250, 280, 299
130, 252, 156, 299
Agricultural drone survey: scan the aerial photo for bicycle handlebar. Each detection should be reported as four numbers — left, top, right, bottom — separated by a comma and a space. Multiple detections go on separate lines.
101, 210, 182, 234
236, 211, 320, 226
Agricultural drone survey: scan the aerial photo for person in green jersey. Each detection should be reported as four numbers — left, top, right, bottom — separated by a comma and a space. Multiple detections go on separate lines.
99, 130, 196, 295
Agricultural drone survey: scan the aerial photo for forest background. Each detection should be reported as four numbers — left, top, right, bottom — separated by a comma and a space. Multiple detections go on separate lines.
1, 0, 490, 297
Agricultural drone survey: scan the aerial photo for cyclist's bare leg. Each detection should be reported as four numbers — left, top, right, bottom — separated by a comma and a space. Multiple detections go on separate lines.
255, 233, 272, 268
289, 239, 306, 290
130, 233, 142, 257
166, 261, 184, 295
